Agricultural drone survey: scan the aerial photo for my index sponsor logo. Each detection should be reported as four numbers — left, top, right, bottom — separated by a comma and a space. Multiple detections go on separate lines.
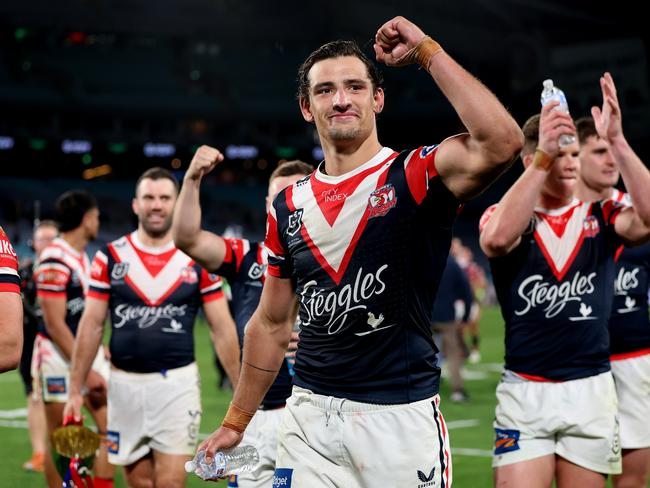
514, 271, 596, 318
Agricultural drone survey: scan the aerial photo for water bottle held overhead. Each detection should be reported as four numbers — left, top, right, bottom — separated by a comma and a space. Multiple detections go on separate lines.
185, 445, 259, 480
540, 79, 576, 148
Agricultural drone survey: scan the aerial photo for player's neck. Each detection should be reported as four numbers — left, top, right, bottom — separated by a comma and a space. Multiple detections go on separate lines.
575, 180, 613, 202
135, 227, 173, 249
60, 230, 88, 253
537, 193, 575, 211
320, 135, 382, 177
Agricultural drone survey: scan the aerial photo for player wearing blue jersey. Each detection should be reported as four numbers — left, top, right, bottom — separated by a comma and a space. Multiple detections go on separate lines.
63, 168, 240, 488
173, 157, 313, 488
575, 114, 650, 488
196, 15, 523, 488
481, 73, 650, 488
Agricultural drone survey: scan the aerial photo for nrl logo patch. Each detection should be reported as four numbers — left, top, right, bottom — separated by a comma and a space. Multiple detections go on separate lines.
111, 263, 130, 280
368, 184, 397, 218
287, 209, 304, 237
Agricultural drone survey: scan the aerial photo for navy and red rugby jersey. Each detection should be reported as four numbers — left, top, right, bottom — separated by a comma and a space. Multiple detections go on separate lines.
480, 198, 624, 381
607, 190, 650, 358
214, 238, 292, 408
265, 146, 460, 404
0, 227, 20, 294
35, 238, 90, 337
88, 232, 223, 373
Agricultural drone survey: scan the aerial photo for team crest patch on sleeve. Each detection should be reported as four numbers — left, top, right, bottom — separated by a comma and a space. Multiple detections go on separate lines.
494, 428, 521, 454
287, 209, 304, 237
105, 431, 120, 454
368, 184, 397, 218
45, 377, 67, 395
419, 145, 438, 158
272, 468, 293, 487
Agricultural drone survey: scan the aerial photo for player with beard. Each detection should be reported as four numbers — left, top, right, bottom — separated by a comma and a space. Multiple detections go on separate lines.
64, 168, 241, 488
480, 73, 650, 487
575, 112, 650, 488
33, 190, 114, 488
196, 15, 523, 487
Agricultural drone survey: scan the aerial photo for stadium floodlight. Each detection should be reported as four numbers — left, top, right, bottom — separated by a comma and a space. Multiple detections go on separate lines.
225, 145, 259, 160
143, 143, 176, 158
62, 139, 92, 154
0, 136, 15, 150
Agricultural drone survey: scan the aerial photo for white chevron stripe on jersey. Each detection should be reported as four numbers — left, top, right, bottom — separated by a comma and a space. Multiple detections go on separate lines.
534, 201, 590, 280
292, 159, 390, 277
109, 238, 193, 306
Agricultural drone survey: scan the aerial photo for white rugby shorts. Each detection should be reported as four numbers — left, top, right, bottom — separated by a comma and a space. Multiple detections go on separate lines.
493, 370, 621, 474
106, 362, 201, 465
274, 386, 451, 488
611, 352, 650, 449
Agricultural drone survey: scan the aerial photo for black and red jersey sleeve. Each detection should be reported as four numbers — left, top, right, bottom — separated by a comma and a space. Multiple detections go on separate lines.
0, 227, 20, 293
265, 198, 293, 279
87, 248, 111, 301
199, 268, 224, 303
217, 238, 251, 281
403, 144, 441, 205
35, 258, 70, 299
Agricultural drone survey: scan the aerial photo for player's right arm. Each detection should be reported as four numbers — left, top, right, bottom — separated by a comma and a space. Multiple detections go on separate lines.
0, 231, 23, 372
197, 274, 296, 466
172, 145, 228, 271
480, 102, 574, 257
63, 297, 108, 422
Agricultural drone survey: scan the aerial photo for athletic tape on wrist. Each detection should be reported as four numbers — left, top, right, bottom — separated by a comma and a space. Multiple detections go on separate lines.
533, 148, 554, 172
221, 402, 256, 434
396, 35, 443, 69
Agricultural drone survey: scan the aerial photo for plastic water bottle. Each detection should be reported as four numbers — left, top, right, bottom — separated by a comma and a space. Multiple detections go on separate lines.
540, 79, 576, 147
184, 445, 259, 480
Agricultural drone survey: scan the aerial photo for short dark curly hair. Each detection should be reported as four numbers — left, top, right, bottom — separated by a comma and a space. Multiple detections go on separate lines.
296, 40, 384, 101
55, 190, 97, 232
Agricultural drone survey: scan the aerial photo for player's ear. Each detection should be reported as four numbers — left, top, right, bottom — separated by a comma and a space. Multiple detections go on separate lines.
373, 87, 384, 114
299, 96, 314, 123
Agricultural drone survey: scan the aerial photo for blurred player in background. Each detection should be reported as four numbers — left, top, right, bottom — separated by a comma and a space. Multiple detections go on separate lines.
64, 167, 240, 488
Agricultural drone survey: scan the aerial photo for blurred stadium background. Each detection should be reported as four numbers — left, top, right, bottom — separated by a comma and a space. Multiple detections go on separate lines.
1, 1, 649, 486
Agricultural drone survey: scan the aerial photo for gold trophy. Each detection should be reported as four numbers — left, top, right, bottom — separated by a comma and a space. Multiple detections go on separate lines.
51, 417, 100, 487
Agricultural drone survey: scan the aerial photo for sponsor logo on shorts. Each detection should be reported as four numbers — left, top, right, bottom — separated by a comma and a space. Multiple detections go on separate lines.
368, 184, 397, 218
46, 377, 67, 395
105, 431, 120, 454
187, 409, 201, 445
417, 466, 436, 487
494, 428, 520, 455
272, 468, 293, 487
226, 475, 239, 487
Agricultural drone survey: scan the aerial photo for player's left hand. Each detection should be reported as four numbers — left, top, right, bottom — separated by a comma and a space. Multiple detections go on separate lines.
374, 16, 426, 67
592, 72, 623, 142
196, 426, 244, 481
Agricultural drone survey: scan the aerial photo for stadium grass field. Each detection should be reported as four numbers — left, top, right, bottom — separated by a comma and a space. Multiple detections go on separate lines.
0, 306, 638, 487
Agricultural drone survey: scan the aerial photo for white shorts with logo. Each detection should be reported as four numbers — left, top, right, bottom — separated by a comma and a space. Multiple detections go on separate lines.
274, 386, 451, 488
106, 362, 201, 466
493, 370, 621, 474
34, 334, 110, 403
611, 353, 650, 449
227, 406, 285, 488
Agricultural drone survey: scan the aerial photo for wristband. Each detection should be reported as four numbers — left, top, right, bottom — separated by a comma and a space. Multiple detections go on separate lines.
396, 36, 443, 69
533, 148, 554, 172
221, 402, 256, 434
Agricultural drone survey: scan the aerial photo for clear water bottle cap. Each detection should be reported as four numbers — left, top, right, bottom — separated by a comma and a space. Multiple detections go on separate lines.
543, 79, 554, 90
184, 460, 196, 473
